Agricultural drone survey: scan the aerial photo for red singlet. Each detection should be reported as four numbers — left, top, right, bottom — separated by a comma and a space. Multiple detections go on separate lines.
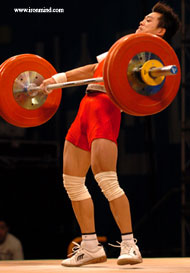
65, 60, 121, 151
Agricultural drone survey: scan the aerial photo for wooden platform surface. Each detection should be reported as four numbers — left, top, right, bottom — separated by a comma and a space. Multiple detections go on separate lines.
0, 258, 190, 273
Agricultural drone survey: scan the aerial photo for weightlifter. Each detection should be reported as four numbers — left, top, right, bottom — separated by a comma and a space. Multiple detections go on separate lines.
40, 2, 180, 267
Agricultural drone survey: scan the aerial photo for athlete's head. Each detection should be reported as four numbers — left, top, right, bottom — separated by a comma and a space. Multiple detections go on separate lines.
136, 2, 180, 42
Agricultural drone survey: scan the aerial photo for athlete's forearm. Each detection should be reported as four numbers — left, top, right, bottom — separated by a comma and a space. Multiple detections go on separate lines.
40, 63, 98, 94
66, 63, 98, 82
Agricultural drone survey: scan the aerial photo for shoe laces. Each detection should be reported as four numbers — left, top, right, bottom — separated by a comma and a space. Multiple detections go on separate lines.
68, 242, 82, 257
109, 239, 137, 254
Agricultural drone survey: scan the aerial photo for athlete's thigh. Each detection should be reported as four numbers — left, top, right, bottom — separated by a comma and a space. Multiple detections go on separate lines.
63, 140, 91, 176
90, 138, 118, 175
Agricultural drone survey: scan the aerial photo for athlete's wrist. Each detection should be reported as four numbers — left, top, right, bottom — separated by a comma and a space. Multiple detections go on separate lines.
52, 72, 67, 83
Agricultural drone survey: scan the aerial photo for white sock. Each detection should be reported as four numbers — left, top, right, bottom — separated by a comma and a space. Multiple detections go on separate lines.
121, 233, 134, 243
81, 233, 99, 250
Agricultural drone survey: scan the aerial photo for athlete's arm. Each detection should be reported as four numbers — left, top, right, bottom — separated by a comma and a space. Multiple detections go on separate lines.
40, 63, 98, 93
66, 63, 98, 81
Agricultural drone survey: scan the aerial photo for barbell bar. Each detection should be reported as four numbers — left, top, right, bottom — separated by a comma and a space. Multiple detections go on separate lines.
27, 77, 104, 95
25, 64, 177, 96
149, 65, 178, 77
0, 33, 181, 127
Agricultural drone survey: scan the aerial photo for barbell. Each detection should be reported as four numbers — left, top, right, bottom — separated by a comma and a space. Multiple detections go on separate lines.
0, 33, 181, 127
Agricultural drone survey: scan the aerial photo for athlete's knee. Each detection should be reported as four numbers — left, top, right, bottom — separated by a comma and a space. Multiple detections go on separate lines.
94, 171, 124, 201
63, 174, 91, 201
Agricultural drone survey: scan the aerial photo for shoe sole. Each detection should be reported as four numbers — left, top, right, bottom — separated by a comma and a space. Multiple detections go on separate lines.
117, 258, 143, 265
61, 256, 107, 267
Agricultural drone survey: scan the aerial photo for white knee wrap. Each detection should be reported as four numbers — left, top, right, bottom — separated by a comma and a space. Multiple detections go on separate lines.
95, 171, 124, 201
63, 174, 91, 201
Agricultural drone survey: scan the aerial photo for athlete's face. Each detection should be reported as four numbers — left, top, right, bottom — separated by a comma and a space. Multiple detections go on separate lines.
136, 12, 166, 38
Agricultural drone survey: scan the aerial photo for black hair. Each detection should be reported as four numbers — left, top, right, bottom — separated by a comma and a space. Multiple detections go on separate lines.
152, 1, 181, 42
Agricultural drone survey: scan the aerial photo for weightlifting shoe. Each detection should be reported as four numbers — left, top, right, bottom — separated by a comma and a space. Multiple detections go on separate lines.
117, 239, 142, 265
61, 242, 107, 267
110, 239, 142, 265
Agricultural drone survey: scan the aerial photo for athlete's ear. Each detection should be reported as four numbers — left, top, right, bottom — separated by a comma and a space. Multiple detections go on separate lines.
157, 27, 166, 38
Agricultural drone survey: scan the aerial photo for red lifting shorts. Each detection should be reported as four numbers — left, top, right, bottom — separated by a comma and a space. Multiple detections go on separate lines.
65, 92, 121, 151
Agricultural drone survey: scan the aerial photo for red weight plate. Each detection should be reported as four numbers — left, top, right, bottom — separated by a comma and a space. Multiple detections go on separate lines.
0, 56, 18, 118
103, 34, 138, 116
104, 33, 181, 116
0, 54, 62, 127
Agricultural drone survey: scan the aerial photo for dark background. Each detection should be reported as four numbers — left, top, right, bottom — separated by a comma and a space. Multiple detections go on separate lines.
0, 0, 189, 260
